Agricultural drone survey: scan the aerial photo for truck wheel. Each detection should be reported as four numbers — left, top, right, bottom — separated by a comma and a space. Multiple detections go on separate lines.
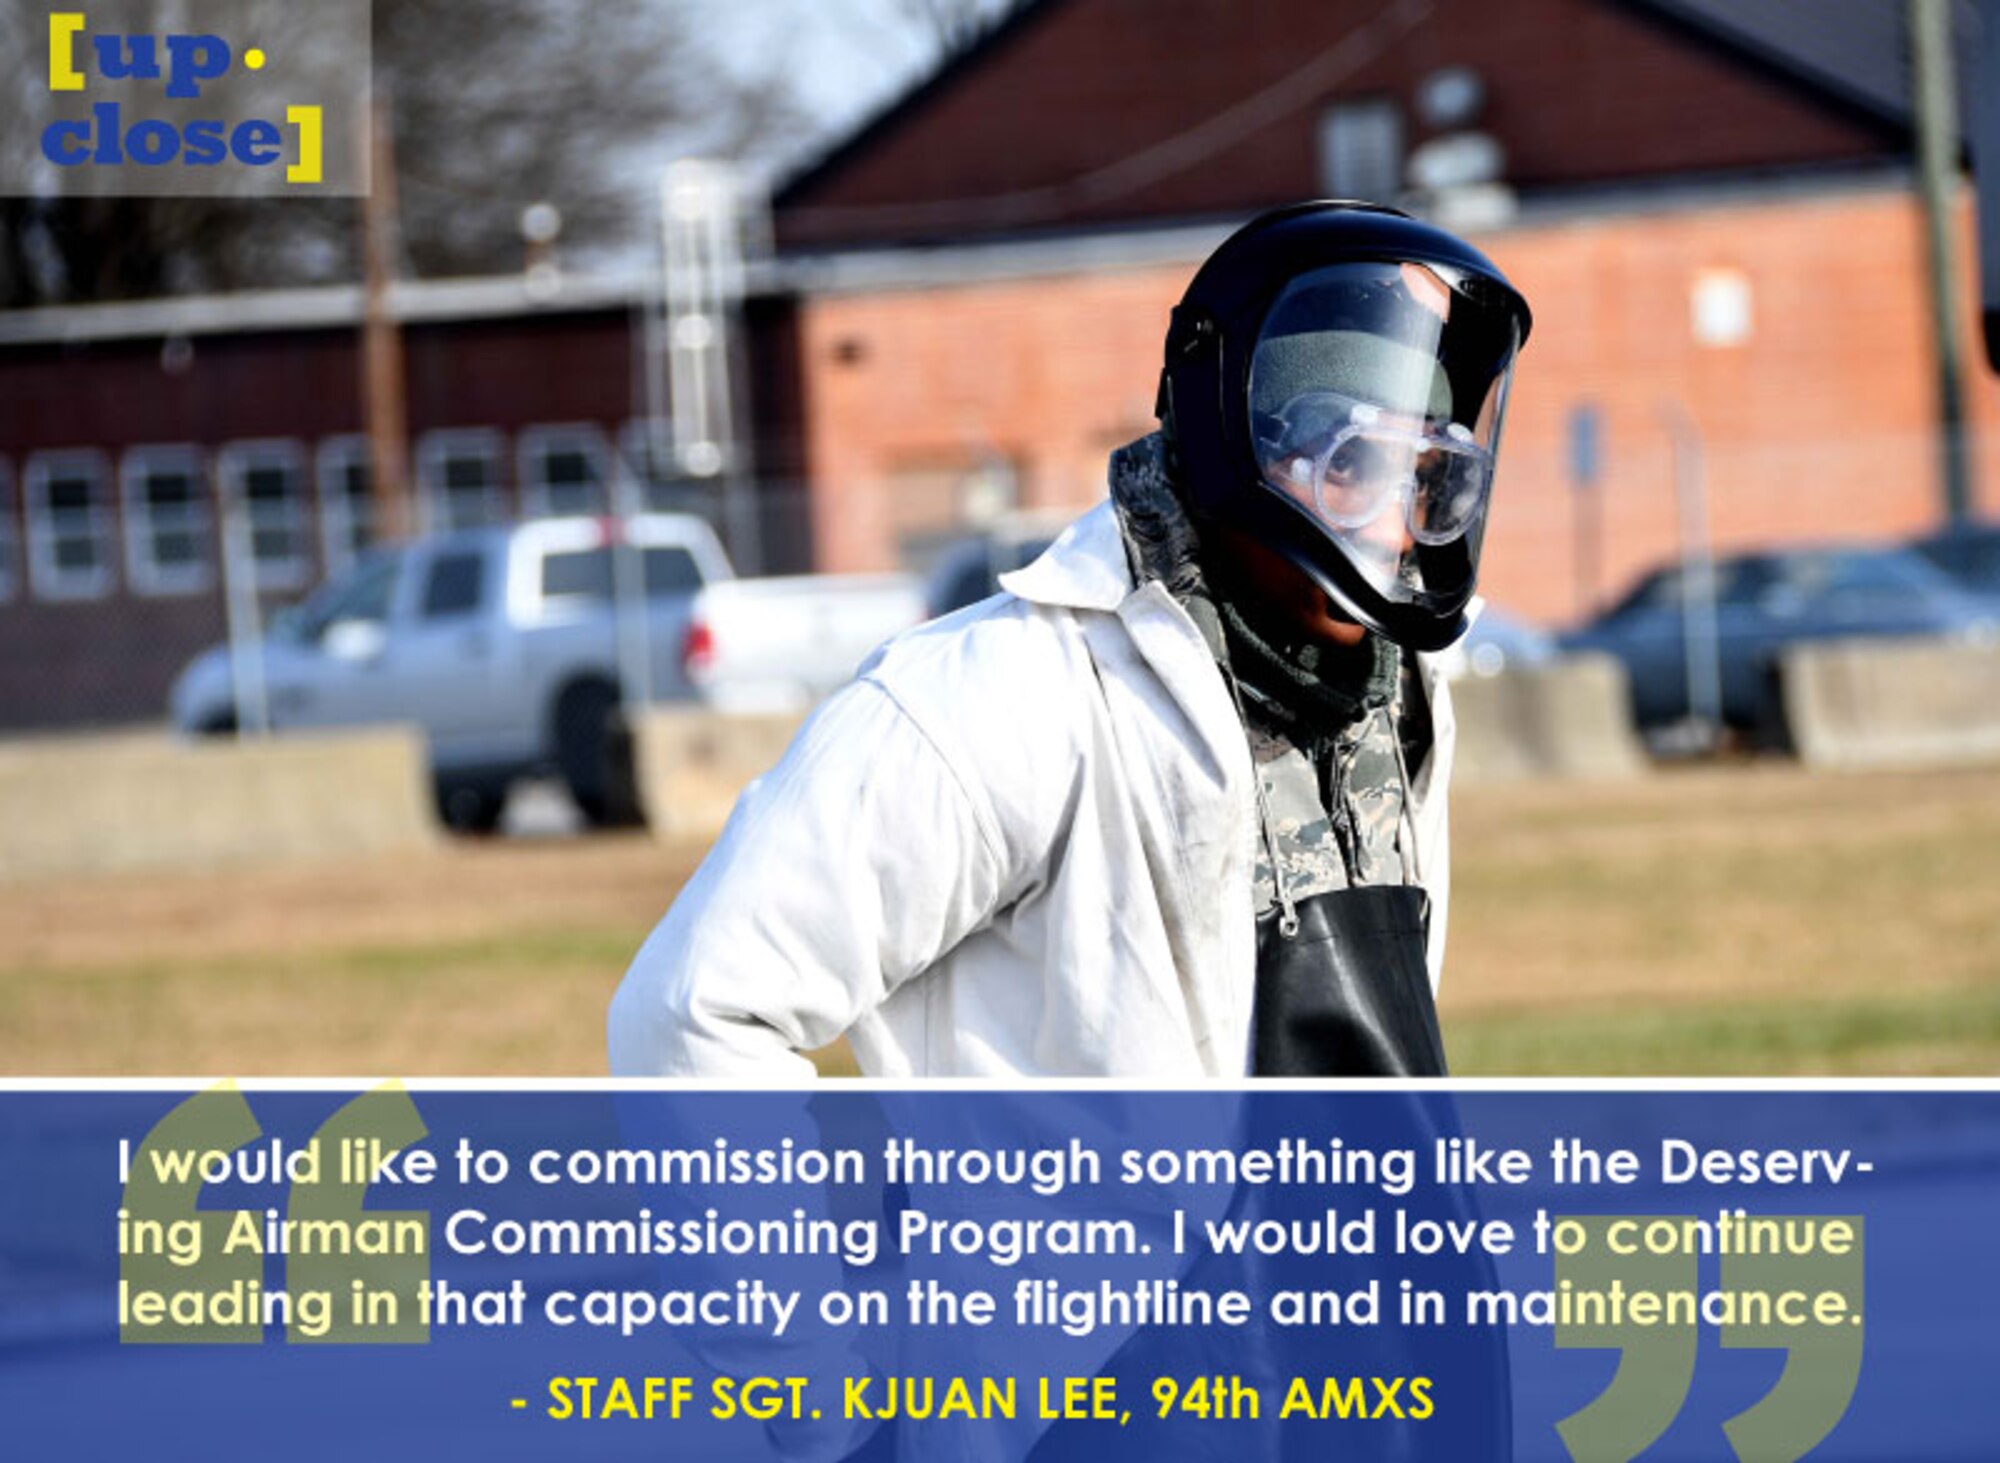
435, 779, 506, 836
554, 679, 642, 828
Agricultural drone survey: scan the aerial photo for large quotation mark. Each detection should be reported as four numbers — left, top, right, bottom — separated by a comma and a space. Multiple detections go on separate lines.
119, 1083, 266, 1345
1554, 1216, 1699, 1463
285, 1084, 430, 1344
1554, 1215, 1865, 1463
1718, 1222, 1864, 1463
118, 1082, 431, 1345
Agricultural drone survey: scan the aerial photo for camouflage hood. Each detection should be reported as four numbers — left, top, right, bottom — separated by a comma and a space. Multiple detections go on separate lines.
1106, 432, 1399, 737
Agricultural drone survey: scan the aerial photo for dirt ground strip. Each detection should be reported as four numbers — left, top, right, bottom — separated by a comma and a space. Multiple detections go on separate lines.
1, 764, 1997, 1076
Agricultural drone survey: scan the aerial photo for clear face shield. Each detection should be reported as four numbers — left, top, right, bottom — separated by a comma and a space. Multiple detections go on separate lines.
1248, 261, 1522, 614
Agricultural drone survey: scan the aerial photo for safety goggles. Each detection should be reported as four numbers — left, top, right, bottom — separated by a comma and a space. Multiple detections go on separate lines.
1256, 391, 1493, 547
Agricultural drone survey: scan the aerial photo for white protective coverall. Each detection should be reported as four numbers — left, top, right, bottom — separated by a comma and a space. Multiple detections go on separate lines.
607, 501, 1457, 1079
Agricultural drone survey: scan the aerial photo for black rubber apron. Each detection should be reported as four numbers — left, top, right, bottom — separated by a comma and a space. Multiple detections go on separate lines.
1251, 884, 1447, 1077
1021, 905, 1509, 1463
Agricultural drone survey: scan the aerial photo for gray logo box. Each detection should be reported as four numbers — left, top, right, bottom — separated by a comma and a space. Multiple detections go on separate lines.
1, 0, 369, 197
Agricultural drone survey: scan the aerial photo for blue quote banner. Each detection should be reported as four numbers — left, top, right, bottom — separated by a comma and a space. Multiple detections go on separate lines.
1, 1087, 1995, 1462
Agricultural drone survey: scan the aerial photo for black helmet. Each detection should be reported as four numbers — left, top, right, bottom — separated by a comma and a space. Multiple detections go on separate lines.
1157, 202, 1532, 651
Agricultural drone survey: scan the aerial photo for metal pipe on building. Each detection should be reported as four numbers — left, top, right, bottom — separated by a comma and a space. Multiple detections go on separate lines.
218, 478, 270, 739
1664, 403, 1721, 748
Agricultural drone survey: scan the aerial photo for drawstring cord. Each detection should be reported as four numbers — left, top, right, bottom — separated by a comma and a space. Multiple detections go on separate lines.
1327, 729, 1362, 889
1390, 678, 1423, 888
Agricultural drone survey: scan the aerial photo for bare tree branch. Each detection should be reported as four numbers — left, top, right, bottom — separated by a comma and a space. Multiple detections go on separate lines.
0, 0, 811, 306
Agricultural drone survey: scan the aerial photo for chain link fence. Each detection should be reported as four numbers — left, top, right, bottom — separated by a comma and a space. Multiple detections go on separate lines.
1, 420, 1997, 777
0, 433, 820, 736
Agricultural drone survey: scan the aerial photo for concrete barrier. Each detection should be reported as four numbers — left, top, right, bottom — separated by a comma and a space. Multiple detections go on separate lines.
1780, 635, 2000, 771
1448, 654, 1649, 783
0, 728, 437, 882
629, 658, 1647, 848
631, 709, 805, 844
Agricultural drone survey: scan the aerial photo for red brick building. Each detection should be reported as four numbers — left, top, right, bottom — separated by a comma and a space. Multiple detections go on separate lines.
2, 0, 1995, 730
771, 0, 2000, 619
0, 281, 810, 729
777, 0, 1914, 248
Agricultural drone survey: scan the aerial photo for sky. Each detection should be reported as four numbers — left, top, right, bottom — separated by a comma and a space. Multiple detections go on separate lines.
680, 0, 979, 179
596, 0, 1018, 257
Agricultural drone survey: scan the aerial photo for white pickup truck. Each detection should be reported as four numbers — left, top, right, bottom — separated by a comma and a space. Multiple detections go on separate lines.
169, 515, 925, 830
682, 572, 928, 713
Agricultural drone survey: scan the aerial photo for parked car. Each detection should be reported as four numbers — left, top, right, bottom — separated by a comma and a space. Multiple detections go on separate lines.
172, 515, 733, 830
680, 573, 929, 712
1909, 519, 2000, 597
1561, 543, 1999, 740
175, 513, 938, 825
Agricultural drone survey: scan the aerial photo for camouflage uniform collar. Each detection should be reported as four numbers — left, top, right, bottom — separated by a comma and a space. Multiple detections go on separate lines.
1106, 432, 1229, 662
1108, 433, 1207, 600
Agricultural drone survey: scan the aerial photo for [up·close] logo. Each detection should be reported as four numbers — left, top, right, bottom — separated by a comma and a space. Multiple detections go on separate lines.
44, 11, 322, 183
45, 9, 320, 181
7, 0, 368, 197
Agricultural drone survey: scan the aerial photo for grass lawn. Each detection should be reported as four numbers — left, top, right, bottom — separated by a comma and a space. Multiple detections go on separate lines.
1, 763, 1996, 1076
1438, 763, 2000, 1074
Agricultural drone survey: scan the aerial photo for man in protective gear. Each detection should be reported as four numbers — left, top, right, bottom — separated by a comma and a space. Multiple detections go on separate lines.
610, 201, 1532, 1080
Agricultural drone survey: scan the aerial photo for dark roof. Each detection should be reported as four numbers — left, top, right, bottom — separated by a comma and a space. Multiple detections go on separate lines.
774, 0, 1068, 207
778, 0, 1976, 211
1621, 0, 1979, 133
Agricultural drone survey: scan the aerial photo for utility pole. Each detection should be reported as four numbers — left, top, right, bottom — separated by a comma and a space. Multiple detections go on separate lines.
1979, 0, 2000, 372
361, 90, 413, 541
1911, 0, 1975, 524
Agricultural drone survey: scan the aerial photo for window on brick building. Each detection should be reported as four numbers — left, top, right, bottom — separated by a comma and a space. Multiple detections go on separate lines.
519, 424, 612, 518
219, 441, 310, 591
121, 446, 213, 597
1318, 99, 1404, 204
24, 452, 113, 601
417, 430, 507, 532
317, 436, 377, 573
